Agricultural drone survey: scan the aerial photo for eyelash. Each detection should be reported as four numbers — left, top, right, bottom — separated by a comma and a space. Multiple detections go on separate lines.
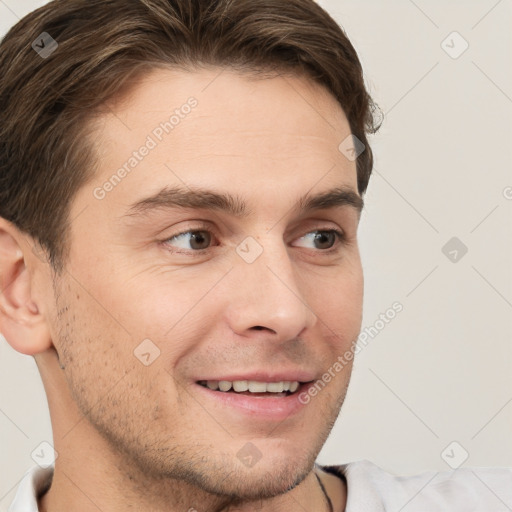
159, 223, 346, 256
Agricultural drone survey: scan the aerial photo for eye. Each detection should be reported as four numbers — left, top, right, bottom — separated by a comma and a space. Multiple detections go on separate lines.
160, 225, 345, 254
293, 229, 345, 251
163, 229, 213, 252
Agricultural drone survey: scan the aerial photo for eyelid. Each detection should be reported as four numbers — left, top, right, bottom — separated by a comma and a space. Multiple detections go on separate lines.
159, 221, 346, 254
159, 221, 212, 253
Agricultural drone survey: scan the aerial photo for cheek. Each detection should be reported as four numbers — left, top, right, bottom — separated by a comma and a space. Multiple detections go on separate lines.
53, 275, 144, 387
56, 288, 177, 428
314, 275, 363, 363
313, 262, 363, 319
116, 260, 217, 315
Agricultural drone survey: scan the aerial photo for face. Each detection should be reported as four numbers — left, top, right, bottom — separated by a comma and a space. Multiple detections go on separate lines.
47, 67, 364, 499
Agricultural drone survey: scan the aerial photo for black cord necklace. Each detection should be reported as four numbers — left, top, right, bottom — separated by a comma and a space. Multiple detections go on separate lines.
314, 468, 334, 512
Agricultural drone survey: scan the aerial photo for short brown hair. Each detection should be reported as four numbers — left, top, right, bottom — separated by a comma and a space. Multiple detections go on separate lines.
0, 0, 381, 274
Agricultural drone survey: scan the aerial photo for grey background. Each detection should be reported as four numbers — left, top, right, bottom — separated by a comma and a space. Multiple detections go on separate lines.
1, 0, 511, 509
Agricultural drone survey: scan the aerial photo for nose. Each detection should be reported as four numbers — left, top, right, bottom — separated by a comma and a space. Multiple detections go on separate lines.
223, 236, 318, 342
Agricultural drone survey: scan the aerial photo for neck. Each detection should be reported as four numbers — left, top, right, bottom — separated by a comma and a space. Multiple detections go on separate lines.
39, 459, 336, 512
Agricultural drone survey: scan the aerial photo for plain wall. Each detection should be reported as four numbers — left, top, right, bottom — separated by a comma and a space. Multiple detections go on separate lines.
1, 0, 511, 509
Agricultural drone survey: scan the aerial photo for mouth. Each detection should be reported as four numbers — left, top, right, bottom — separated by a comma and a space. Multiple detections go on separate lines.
197, 379, 306, 398
194, 379, 317, 421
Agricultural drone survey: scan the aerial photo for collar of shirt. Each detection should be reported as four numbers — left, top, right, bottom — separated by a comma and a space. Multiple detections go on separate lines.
7, 460, 512, 512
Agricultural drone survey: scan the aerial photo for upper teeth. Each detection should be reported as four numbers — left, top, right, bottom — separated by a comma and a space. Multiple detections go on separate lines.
202, 380, 300, 393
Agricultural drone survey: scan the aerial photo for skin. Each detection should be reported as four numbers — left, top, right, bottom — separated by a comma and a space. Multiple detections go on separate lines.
0, 67, 364, 511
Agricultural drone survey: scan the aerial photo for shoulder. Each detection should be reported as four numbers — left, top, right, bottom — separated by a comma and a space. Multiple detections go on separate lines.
321, 459, 512, 511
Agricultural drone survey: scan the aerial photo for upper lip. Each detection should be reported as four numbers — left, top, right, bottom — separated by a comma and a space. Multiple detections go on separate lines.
195, 370, 317, 383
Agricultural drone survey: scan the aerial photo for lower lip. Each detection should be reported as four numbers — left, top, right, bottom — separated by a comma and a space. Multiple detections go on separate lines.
194, 382, 312, 421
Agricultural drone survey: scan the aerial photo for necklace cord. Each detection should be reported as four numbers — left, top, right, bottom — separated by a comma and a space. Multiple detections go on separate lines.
314, 469, 334, 512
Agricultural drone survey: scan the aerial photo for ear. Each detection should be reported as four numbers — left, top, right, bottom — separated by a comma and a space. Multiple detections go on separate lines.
0, 218, 53, 355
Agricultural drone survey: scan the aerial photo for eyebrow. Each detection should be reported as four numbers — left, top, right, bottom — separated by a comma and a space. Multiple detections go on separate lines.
122, 184, 364, 220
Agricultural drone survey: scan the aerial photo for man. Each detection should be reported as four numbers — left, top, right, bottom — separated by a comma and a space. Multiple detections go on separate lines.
0, 0, 510, 511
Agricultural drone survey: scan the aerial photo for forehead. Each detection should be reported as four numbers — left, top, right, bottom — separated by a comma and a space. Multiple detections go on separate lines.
102, 66, 348, 131
76, 67, 358, 224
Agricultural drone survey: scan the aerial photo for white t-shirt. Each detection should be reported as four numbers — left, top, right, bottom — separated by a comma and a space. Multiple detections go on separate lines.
8, 460, 512, 511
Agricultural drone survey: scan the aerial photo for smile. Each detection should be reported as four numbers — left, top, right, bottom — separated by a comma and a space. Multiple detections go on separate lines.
194, 380, 316, 420
197, 379, 301, 396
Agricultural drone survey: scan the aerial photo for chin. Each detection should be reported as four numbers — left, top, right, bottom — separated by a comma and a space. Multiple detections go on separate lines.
212, 464, 310, 501
196, 443, 315, 500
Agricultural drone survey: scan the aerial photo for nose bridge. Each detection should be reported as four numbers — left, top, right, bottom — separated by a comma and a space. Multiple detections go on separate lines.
225, 234, 317, 337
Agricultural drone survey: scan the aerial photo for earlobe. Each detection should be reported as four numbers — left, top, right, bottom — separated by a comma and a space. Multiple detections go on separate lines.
0, 220, 53, 355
